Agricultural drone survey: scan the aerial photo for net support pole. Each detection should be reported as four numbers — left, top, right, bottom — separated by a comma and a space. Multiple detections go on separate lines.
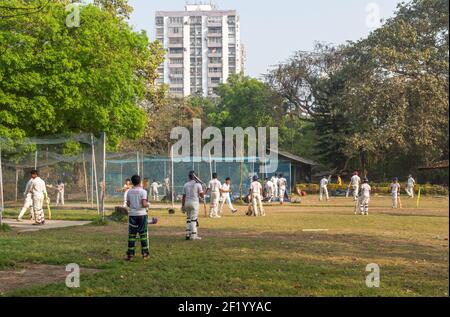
208, 150, 212, 180
34, 150, 37, 169
15, 168, 19, 202
141, 151, 144, 180
101, 132, 106, 220
170, 145, 174, 209
91, 134, 99, 214
0, 147, 3, 226
82, 153, 89, 203
91, 135, 94, 208
136, 151, 140, 176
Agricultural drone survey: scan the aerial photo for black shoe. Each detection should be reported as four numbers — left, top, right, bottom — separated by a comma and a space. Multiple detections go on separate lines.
185, 236, 191, 241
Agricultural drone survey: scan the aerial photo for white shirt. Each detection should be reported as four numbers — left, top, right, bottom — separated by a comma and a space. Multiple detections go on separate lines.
390, 183, 400, 194
265, 180, 274, 191
350, 175, 361, 187
407, 177, 415, 187
250, 181, 262, 195
320, 178, 329, 188
57, 183, 65, 193
278, 178, 287, 189
183, 180, 203, 202
208, 179, 221, 193
150, 182, 160, 192
221, 183, 231, 196
126, 186, 148, 216
29, 177, 47, 197
360, 183, 371, 197
271, 177, 278, 187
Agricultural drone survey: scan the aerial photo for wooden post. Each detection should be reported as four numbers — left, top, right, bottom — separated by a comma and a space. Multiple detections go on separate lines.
82, 153, 89, 203
170, 145, 175, 209
15, 168, 19, 202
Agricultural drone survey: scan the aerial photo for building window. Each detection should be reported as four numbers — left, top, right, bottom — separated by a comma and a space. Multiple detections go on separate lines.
208, 67, 221, 74
209, 57, 222, 64
210, 77, 221, 84
169, 17, 183, 24
170, 78, 183, 85
170, 58, 183, 65
156, 17, 164, 25
170, 27, 181, 34
208, 47, 222, 54
208, 37, 222, 44
170, 68, 183, 75
208, 27, 222, 34
169, 37, 183, 45
169, 48, 184, 54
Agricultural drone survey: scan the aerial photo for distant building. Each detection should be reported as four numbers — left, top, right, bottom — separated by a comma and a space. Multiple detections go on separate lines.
155, 3, 244, 97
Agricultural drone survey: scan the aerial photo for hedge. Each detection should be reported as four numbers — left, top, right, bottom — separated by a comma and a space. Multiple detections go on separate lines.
296, 183, 448, 196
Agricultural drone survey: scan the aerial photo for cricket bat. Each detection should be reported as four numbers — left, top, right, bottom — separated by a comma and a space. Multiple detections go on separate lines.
397, 195, 402, 209
46, 197, 52, 220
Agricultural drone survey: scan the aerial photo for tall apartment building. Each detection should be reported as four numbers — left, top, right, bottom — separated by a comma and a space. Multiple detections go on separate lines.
155, 4, 243, 97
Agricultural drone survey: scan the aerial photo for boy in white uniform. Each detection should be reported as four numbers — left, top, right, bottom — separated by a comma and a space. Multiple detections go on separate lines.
271, 174, 279, 200
406, 175, 416, 198
28, 170, 48, 225
56, 180, 65, 206
319, 175, 329, 202
278, 174, 288, 205
249, 175, 265, 216
17, 179, 34, 222
264, 177, 274, 202
205, 173, 221, 218
349, 171, 361, 201
150, 179, 162, 201
358, 178, 371, 215
219, 177, 237, 215
390, 177, 401, 209
120, 179, 133, 207
182, 171, 204, 240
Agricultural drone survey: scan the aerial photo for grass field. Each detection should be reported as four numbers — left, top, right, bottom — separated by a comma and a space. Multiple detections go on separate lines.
0, 195, 448, 297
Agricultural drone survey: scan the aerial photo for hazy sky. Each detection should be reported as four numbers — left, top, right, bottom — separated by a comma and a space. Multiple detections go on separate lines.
127, 0, 403, 78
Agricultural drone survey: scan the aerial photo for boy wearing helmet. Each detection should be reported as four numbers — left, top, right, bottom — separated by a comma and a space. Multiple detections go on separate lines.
249, 175, 265, 216
358, 178, 371, 215
390, 177, 401, 209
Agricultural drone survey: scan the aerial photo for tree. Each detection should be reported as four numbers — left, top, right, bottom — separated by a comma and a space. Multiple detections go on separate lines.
0, 1, 164, 149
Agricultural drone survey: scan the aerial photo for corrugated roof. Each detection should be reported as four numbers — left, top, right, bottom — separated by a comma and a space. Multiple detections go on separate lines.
270, 149, 318, 166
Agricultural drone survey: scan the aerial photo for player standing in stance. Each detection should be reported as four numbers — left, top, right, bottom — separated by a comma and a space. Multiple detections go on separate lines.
126, 175, 151, 261
358, 178, 371, 215
319, 175, 330, 202
390, 177, 401, 209
29, 170, 48, 225
271, 173, 279, 200
278, 174, 288, 205
120, 179, 133, 207
406, 174, 416, 198
349, 171, 361, 201
56, 180, 65, 206
17, 178, 34, 222
249, 175, 265, 216
150, 179, 162, 201
264, 177, 274, 202
182, 171, 204, 240
219, 177, 238, 215
205, 173, 221, 218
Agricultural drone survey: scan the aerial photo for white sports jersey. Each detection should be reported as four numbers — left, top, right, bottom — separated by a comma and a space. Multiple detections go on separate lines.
265, 180, 274, 191
29, 177, 47, 196
407, 177, 415, 186
250, 181, 262, 195
278, 178, 287, 189
360, 183, 371, 197
221, 183, 231, 193
183, 180, 203, 202
271, 177, 278, 187
320, 178, 328, 188
390, 183, 400, 194
127, 186, 148, 216
151, 182, 160, 191
208, 179, 221, 192
57, 183, 65, 193
350, 175, 361, 187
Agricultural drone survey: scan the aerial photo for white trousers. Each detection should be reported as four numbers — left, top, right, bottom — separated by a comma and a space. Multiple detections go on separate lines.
32, 194, 45, 223
359, 196, 370, 214
265, 188, 274, 202
319, 186, 329, 201
219, 193, 235, 214
209, 191, 220, 217
406, 185, 414, 198
252, 193, 265, 216
279, 187, 286, 203
123, 190, 129, 207
352, 185, 359, 201
151, 189, 159, 201
18, 194, 34, 220
185, 201, 199, 239
56, 191, 64, 205
392, 192, 398, 208
273, 185, 278, 198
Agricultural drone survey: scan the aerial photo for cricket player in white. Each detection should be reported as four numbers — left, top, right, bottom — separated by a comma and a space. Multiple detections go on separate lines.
271, 174, 279, 199
205, 173, 221, 218
249, 175, 265, 216
56, 180, 65, 206
278, 174, 288, 204
359, 178, 371, 215
17, 179, 34, 222
390, 178, 401, 209
349, 172, 361, 201
264, 178, 274, 202
150, 180, 162, 201
219, 177, 237, 215
28, 170, 48, 225
319, 175, 329, 202
406, 175, 416, 198
182, 171, 204, 240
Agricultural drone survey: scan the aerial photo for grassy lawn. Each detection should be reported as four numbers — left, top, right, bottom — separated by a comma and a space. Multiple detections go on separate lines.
0, 196, 448, 297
